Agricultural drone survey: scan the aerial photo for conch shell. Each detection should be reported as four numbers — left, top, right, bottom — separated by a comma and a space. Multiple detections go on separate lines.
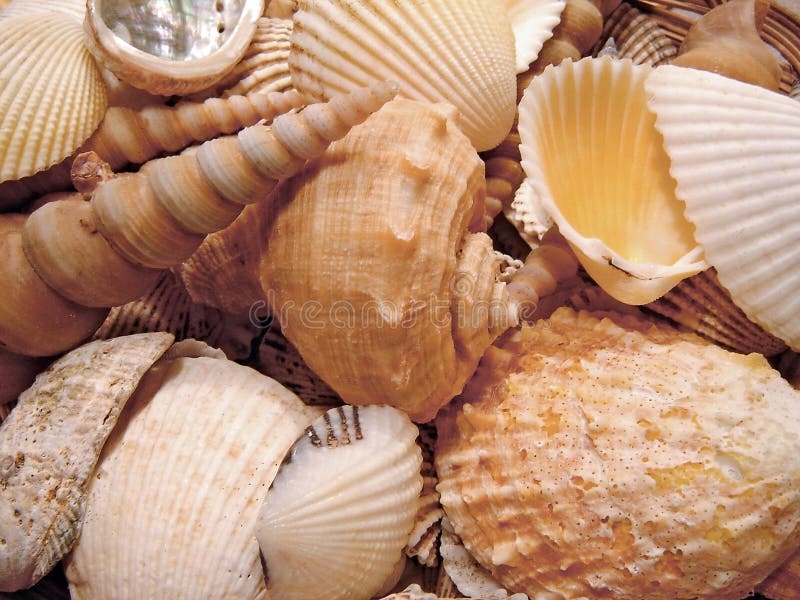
83, 0, 264, 95
288, 0, 517, 151
671, 0, 782, 91
64, 342, 321, 599
0, 333, 174, 592
436, 307, 800, 599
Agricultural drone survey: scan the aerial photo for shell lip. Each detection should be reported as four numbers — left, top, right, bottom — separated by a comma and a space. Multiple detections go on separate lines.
85, 0, 263, 86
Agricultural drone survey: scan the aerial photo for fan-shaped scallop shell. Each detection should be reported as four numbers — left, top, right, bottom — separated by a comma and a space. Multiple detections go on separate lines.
501, 0, 566, 73
436, 307, 800, 599
65, 351, 321, 599
514, 56, 707, 304
289, 0, 517, 151
0, 14, 108, 183
83, 0, 264, 95
256, 405, 423, 600
645, 64, 800, 350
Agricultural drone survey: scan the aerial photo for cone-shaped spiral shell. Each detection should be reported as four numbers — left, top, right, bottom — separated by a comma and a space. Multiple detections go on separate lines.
0, 14, 108, 183
0, 333, 174, 592
0, 0, 85, 21
256, 405, 423, 600
84, 0, 264, 95
645, 65, 800, 350
671, 0, 782, 92
65, 352, 321, 600
289, 0, 516, 151
515, 56, 707, 304
500, 0, 566, 73
261, 98, 510, 423
436, 308, 800, 599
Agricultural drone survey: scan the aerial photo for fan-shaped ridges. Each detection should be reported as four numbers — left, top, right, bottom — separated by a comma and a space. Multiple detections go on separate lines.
256, 405, 422, 600
515, 56, 706, 304
289, 0, 516, 151
501, 0, 566, 73
0, 14, 107, 182
645, 65, 800, 350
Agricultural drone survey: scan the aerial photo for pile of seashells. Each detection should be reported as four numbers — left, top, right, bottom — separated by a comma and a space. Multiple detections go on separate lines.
1, 0, 800, 598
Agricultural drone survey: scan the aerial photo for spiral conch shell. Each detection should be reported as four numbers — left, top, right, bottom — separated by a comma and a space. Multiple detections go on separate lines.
256, 405, 422, 600
288, 0, 517, 151
0, 333, 174, 592
65, 343, 321, 600
0, 14, 108, 183
260, 98, 510, 423
514, 56, 707, 304
436, 308, 800, 599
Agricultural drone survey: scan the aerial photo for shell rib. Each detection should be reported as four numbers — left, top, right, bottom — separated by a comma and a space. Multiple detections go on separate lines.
65, 350, 321, 600
0, 333, 174, 592
436, 308, 800, 599
645, 64, 800, 350
83, 0, 264, 95
671, 0, 782, 91
594, 3, 677, 66
0, 0, 85, 21
0, 14, 108, 183
1, 82, 396, 357
515, 56, 707, 304
289, 0, 517, 151
501, 0, 567, 73
256, 405, 423, 600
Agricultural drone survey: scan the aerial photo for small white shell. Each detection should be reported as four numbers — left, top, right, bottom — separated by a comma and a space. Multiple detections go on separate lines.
0, 0, 85, 21
645, 64, 800, 350
501, 0, 566, 73
256, 405, 423, 600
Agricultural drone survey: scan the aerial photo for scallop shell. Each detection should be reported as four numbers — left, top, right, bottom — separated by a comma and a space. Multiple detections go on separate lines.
289, 0, 517, 151
436, 307, 800, 599
405, 424, 443, 568
260, 98, 509, 422
0, 333, 174, 592
0, 14, 108, 183
64, 351, 321, 600
594, 3, 677, 66
645, 269, 787, 357
84, 0, 264, 95
645, 64, 800, 350
0, 0, 85, 21
514, 56, 707, 304
255, 405, 423, 600
500, 0, 567, 73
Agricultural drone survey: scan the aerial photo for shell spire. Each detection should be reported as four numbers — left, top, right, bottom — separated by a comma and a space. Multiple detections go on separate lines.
1, 82, 397, 357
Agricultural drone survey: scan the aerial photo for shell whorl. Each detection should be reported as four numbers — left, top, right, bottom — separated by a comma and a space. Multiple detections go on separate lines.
1, 83, 396, 357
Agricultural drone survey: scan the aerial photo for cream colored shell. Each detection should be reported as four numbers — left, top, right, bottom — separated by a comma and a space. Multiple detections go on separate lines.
65, 353, 321, 599
0, 14, 108, 183
289, 0, 517, 151
501, 0, 566, 73
256, 405, 422, 600
436, 308, 800, 599
515, 56, 707, 304
0, 333, 174, 592
0, 0, 85, 21
645, 65, 800, 350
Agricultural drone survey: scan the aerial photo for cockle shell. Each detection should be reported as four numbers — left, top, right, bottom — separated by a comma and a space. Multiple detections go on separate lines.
65, 347, 321, 600
256, 405, 423, 600
671, 0, 782, 91
514, 56, 707, 304
84, 0, 264, 96
0, 0, 85, 21
436, 307, 800, 599
500, 0, 567, 73
405, 424, 443, 568
645, 64, 800, 350
0, 333, 174, 591
289, 0, 517, 151
260, 98, 509, 422
0, 14, 108, 183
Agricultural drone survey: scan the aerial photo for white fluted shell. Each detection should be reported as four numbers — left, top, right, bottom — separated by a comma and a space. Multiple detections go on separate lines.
0, 14, 108, 183
288, 0, 516, 151
256, 405, 423, 600
514, 56, 707, 304
84, 0, 264, 95
64, 352, 321, 600
645, 65, 800, 351
0, 0, 85, 21
501, 0, 566, 73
